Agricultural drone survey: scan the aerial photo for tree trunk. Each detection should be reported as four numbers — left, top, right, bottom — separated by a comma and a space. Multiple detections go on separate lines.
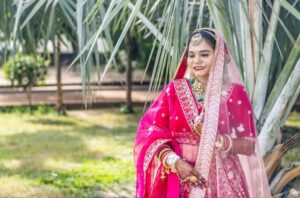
123, 32, 134, 113
26, 85, 32, 114
54, 37, 63, 114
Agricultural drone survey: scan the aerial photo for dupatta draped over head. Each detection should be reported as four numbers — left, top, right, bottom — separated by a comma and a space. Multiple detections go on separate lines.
134, 28, 271, 198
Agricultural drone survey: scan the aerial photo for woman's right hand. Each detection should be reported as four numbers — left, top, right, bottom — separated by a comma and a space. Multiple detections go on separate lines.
175, 159, 208, 188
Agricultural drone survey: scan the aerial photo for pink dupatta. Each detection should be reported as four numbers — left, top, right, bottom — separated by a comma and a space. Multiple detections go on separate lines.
134, 84, 181, 198
134, 28, 271, 198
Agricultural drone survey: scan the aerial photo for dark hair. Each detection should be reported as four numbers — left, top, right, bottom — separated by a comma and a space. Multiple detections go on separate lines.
188, 29, 216, 49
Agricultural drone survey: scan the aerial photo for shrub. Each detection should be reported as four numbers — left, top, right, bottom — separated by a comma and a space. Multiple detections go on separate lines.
2, 53, 49, 88
2, 53, 50, 113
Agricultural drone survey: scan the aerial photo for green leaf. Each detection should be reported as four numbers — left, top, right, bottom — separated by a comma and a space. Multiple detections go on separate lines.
98, 0, 145, 83
252, 0, 281, 120
259, 35, 300, 127
280, 0, 300, 21
20, 0, 48, 29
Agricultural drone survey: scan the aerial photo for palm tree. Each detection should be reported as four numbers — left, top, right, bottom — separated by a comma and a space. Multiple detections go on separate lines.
70, 0, 300, 194
0, 1, 14, 61
71, 0, 299, 144
123, 31, 134, 113
8, 0, 77, 114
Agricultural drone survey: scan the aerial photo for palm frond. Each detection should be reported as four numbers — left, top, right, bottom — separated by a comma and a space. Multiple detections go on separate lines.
20, 0, 48, 29
258, 58, 300, 155
252, 0, 281, 120
280, 0, 300, 21
97, 0, 144, 84
259, 35, 300, 129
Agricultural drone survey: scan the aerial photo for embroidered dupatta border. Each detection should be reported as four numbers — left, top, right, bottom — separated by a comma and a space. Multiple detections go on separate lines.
143, 139, 170, 172
173, 79, 199, 131
190, 32, 225, 197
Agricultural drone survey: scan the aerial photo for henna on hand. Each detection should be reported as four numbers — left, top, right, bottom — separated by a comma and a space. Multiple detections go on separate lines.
175, 159, 208, 188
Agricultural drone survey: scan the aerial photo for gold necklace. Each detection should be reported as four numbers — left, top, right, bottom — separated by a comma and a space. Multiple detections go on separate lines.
192, 79, 207, 101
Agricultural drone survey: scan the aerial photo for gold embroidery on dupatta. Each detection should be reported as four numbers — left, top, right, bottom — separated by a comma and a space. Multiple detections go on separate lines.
219, 155, 249, 197
215, 153, 235, 197
173, 79, 198, 131
190, 32, 225, 198
143, 139, 169, 172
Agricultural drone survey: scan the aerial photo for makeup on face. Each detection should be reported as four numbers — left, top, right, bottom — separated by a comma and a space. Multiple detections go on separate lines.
187, 40, 214, 81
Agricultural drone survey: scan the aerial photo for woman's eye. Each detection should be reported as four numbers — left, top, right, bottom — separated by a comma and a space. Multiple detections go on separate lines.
201, 54, 209, 57
188, 54, 195, 58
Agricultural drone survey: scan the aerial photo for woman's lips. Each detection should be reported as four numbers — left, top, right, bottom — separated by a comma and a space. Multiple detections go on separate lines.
193, 66, 206, 71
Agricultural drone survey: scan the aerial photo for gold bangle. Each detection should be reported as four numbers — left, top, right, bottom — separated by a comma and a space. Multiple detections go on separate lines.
221, 135, 232, 154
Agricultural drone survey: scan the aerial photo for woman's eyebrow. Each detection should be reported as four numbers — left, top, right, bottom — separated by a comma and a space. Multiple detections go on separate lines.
188, 50, 211, 53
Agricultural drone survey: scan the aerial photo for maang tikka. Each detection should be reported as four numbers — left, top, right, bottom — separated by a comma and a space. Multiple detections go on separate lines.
191, 32, 203, 46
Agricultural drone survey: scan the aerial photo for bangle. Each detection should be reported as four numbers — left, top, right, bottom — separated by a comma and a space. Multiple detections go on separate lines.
158, 148, 172, 162
157, 145, 171, 157
165, 152, 180, 172
161, 150, 172, 167
221, 135, 229, 151
221, 135, 232, 154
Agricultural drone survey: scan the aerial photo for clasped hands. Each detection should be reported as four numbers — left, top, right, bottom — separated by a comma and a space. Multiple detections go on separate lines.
175, 159, 208, 189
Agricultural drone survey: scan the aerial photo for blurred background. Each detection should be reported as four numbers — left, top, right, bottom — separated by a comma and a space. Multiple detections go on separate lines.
0, 0, 299, 197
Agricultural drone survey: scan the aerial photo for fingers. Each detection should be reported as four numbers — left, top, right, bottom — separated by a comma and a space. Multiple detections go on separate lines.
199, 177, 209, 188
176, 162, 209, 189
198, 176, 209, 188
180, 175, 209, 189
190, 171, 209, 189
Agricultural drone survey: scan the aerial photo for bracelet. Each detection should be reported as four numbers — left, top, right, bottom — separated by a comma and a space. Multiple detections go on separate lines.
162, 150, 172, 168
158, 148, 172, 162
221, 135, 229, 151
165, 152, 180, 172
157, 145, 171, 157
221, 134, 232, 154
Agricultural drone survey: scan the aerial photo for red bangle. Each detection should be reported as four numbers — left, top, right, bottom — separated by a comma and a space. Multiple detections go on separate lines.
159, 149, 172, 162
157, 145, 171, 158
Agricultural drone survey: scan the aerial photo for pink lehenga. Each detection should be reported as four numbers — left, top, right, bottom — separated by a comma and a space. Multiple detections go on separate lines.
134, 29, 271, 198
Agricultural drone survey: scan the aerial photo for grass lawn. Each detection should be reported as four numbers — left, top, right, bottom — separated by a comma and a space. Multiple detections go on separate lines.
0, 107, 299, 197
0, 107, 144, 197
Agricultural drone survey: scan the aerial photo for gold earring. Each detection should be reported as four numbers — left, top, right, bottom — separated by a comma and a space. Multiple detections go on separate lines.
190, 71, 195, 79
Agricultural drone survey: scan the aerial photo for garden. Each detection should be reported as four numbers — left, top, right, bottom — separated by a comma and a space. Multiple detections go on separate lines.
0, 0, 299, 197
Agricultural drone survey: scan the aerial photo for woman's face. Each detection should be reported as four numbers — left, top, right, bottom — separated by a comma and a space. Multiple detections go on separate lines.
187, 39, 215, 82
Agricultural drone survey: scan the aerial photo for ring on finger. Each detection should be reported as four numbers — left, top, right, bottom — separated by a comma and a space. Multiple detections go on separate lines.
190, 181, 199, 187
180, 177, 190, 183
189, 175, 198, 183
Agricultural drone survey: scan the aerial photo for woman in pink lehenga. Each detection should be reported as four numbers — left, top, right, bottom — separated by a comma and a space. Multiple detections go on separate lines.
134, 28, 271, 198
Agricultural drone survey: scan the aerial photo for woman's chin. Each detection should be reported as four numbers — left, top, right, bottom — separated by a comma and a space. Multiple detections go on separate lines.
194, 72, 209, 80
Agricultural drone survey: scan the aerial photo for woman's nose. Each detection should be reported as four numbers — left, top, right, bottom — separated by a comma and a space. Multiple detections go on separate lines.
194, 54, 202, 63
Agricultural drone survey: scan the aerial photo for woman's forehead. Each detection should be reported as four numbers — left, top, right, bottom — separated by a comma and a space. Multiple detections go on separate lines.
188, 40, 213, 52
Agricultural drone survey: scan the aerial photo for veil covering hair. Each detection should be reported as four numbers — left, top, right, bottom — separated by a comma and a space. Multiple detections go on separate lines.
175, 28, 271, 197
134, 28, 271, 198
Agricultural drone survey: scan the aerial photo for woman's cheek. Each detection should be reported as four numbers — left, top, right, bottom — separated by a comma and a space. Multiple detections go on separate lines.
187, 59, 193, 68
